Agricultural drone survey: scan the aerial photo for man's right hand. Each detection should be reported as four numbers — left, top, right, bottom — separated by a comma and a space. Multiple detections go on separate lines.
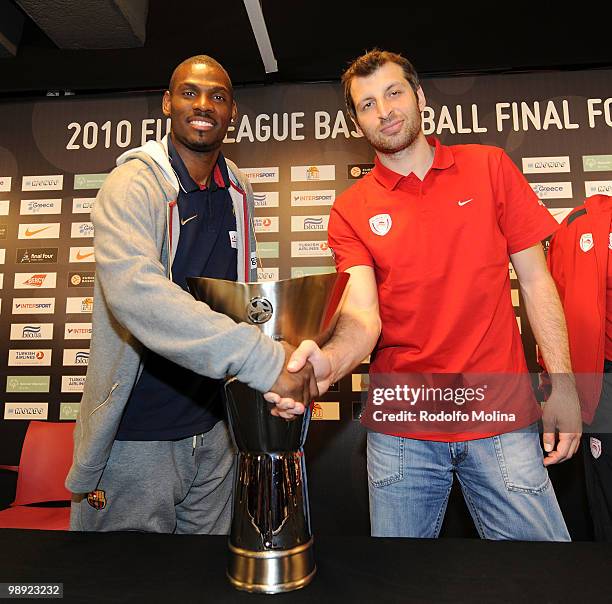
266, 341, 319, 420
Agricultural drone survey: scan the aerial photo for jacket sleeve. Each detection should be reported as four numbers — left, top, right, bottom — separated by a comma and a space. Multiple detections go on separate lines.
91, 162, 285, 392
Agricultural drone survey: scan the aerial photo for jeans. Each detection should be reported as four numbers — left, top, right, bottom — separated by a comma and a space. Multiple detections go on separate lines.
367, 424, 570, 540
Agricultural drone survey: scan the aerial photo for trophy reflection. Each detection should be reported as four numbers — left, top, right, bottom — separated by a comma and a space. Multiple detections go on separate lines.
188, 273, 348, 594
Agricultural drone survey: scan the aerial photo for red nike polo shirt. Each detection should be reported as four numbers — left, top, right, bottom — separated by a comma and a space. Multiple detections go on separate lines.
329, 138, 558, 440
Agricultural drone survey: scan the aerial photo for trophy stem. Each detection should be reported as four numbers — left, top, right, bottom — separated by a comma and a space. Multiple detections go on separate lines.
227, 451, 316, 593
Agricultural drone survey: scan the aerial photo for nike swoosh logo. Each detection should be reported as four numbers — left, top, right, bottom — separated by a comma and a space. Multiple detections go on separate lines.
457, 199, 474, 206
76, 251, 94, 260
181, 214, 198, 226
24, 226, 51, 236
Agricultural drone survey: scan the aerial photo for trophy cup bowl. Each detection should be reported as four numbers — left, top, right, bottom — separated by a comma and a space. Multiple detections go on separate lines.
187, 272, 349, 594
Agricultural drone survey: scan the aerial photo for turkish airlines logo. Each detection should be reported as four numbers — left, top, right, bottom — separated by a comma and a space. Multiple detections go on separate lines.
580, 233, 594, 252
8, 349, 51, 366
369, 214, 392, 236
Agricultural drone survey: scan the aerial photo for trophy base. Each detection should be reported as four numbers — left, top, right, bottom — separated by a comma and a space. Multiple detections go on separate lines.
227, 538, 316, 594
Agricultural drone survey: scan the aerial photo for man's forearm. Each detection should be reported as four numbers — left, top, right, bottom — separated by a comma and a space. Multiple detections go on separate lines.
323, 309, 381, 384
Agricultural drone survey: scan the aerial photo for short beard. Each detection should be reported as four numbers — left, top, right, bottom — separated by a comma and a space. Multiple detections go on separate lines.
181, 137, 223, 154
363, 119, 421, 155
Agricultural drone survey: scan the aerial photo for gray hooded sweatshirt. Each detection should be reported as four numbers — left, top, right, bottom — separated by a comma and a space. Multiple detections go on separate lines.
66, 135, 285, 493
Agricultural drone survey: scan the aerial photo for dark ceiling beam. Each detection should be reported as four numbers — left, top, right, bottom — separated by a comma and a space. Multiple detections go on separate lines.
14, 0, 149, 49
0, 1, 25, 57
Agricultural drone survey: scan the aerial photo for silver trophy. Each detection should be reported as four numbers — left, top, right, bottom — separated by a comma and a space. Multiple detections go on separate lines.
187, 273, 349, 594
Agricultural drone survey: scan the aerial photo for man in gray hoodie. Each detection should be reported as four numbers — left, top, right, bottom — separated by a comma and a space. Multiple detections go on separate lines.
66, 55, 318, 533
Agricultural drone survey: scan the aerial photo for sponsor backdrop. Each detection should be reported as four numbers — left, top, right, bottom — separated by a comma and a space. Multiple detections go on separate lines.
1, 69, 611, 536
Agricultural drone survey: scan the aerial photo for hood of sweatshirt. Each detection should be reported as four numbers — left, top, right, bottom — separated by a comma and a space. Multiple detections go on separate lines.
116, 134, 179, 193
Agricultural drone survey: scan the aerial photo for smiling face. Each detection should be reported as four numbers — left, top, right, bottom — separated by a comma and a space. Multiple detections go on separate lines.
162, 60, 237, 154
350, 61, 426, 155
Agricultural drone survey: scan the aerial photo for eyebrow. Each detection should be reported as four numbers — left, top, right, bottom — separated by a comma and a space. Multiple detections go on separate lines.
178, 81, 230, 94
356, 80, 405, 106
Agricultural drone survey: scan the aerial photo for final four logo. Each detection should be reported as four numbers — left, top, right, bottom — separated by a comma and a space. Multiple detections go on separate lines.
369, 214, 392, 236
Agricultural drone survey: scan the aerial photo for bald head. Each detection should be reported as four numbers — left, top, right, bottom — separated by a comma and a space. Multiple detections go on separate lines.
168, 55, 233, 95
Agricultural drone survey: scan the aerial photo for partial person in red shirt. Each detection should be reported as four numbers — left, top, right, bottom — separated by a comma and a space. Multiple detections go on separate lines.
267, 49, 581, 540
547, 194, 612, 540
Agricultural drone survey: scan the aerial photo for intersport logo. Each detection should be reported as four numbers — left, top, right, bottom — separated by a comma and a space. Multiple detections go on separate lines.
21, 175, 63, 191
12, 298, 55, 314
291, 190, 335, 207
522, 156, 570, 174
8, 349, 52, 366
4, 403, 48, 420
14, 272, 57, 289
64, 323, 92, 339
63, 349, 90, 366
20, 199, 62, 215
18, 223, 61, 239
239, 167, 279, 183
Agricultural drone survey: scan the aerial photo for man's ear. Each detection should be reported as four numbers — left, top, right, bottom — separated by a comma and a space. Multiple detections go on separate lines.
231, 100, 238, 123
162, 90, 171, 117
416, 86, 426, 112
351, 114, 363, 136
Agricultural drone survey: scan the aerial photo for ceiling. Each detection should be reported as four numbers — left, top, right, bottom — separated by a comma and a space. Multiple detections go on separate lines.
1, 0, 612, 96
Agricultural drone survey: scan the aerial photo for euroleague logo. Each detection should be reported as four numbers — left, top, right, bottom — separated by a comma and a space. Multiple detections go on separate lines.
246, 296, 273, 324
369, 213, 392, 236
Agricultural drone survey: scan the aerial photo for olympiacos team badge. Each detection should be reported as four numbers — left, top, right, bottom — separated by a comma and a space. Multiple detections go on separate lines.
590, 437, 602, 460
580, 233, 593, 252
369, 213, 392, 236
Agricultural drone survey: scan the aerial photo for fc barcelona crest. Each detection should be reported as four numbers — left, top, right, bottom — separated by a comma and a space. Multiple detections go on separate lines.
87, 489, 107, 510
369, 213, 392, 236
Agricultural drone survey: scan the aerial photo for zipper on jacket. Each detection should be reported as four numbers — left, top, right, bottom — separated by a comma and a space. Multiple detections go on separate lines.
89, 383, 119, 416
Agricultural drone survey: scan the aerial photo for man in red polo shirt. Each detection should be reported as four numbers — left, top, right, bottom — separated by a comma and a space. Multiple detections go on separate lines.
268, 49, 581, 540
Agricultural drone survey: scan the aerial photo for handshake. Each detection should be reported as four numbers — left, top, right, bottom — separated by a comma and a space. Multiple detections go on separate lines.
263, 340, 333, 420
